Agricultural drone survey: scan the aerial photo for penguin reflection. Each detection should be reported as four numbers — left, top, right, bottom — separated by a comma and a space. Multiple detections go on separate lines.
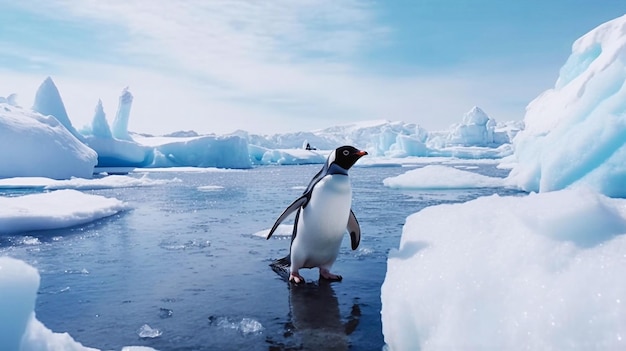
281, 280, 361, 351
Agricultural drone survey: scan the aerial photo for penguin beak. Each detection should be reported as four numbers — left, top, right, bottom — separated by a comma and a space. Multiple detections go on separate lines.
356, 150, 368, 157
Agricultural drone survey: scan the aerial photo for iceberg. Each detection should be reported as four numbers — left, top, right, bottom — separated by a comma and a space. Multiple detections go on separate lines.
0, 101, 97, 179
432, 106, 512, 147
111, 87, 133, 141
81, 90, 154, 169
32, 77, 86, 143
134, 134, 252, 168
3, 76, 524, 179
80, 86, 250, 170
248, 144, 327, 165
4, 75, 524, 178
507, 14, 626, 197
0, 189, 130, 234
245, 108, 521, 162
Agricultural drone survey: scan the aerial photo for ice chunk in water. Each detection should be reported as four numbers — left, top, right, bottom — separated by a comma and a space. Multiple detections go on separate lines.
137, 324, 162, 338
208, 316, 264, 335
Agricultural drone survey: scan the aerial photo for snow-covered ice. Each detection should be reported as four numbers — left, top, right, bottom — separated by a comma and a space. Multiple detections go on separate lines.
0, 174, 179, 190
0, 102, 97, 180
0, 256, 156, 351
381, 187, 626, 350
382, 165, 505, 189
0, 190, 130, 234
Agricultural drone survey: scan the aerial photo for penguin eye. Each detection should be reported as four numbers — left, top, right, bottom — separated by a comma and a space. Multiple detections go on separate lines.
342, 150, 350, 156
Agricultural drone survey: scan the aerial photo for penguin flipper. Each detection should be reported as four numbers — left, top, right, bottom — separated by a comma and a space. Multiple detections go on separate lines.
267, 195, 309, 240
347, 209, 361, 250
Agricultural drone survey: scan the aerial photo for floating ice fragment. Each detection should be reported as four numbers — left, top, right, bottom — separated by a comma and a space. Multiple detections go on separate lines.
64, 268, 89, 275
208, 316, 264, 335
197, 185, 225, 191
21, 236, 41, 245
239, 318, 264, 335
137, 324, 162, 338
252, 224, 293, 238
159, 239, 211, 251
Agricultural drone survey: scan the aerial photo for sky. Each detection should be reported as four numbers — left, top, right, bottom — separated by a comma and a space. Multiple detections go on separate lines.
1, 0, 626, 136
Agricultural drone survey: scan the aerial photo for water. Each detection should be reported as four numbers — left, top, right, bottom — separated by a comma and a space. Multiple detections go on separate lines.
1, 163, 522, 350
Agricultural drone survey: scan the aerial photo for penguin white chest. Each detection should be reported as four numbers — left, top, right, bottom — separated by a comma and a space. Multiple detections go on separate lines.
292, 175, 352, 269
303, 174, 352, 237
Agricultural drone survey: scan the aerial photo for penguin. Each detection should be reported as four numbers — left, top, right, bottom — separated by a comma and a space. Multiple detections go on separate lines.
267, 145, 368, 284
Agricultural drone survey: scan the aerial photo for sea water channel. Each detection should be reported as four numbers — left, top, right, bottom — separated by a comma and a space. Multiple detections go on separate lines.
0, 162, 522, 350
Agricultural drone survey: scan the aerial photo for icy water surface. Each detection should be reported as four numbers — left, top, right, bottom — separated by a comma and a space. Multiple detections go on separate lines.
1, 163, 522, 350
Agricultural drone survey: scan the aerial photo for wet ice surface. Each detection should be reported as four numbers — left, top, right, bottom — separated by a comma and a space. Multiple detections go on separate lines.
0, 163, 522, 350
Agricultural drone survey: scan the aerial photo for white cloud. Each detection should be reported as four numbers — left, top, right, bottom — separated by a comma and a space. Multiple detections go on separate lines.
2, 1, 554, 135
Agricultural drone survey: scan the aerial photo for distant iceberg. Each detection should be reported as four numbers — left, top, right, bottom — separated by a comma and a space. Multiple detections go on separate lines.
1, 78, 524, 180
138, 134, 252, 169
244, 108, 521, 162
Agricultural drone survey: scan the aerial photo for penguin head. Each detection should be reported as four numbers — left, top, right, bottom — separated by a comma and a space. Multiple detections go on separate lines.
327, 145, 368, 174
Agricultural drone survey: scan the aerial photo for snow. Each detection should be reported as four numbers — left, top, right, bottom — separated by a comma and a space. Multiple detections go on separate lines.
0, 190, 130, 234
382, 14, 626, 351
382, 165, 505, 189
0, 174, 178, 190
507, 14, 626, 197
381, 187, 626, 350
0, 256, 156, 351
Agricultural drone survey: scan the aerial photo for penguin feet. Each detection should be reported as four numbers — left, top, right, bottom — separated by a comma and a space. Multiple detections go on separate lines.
289, 272, 305, 284
319, 268, 343, 282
